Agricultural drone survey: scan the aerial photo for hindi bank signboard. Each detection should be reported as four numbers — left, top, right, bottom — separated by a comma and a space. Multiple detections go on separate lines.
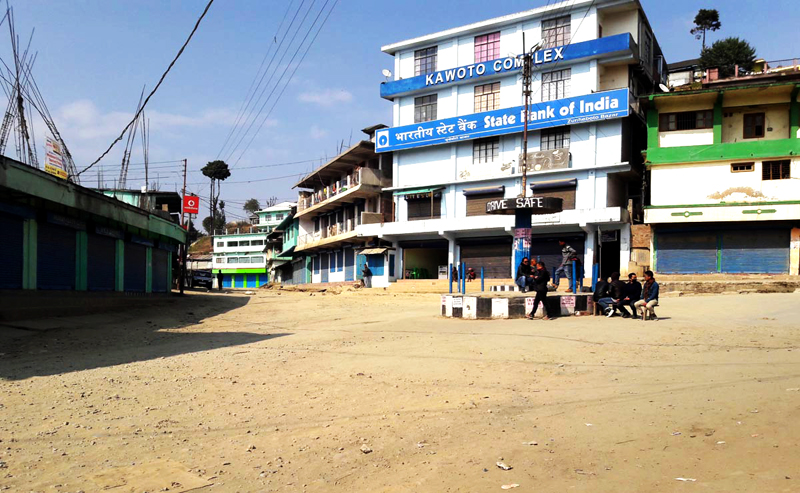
375, 88, 629, 153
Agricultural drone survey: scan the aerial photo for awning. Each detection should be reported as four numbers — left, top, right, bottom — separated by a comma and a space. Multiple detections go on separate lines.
270, 259, 291, 268
530, 178, 577, 191
463, 185, 505, 196
393, 187, 443, 196
360, 247, 389, 255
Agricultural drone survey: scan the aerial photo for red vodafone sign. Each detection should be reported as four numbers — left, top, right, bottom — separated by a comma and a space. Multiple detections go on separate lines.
183, 195, 200, 214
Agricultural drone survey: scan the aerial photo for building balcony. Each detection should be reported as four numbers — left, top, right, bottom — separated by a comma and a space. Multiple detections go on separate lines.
296, 168, 386, 219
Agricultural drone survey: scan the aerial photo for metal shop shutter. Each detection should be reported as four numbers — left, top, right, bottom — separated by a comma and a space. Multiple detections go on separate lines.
656, 231, 717, 274
344, 248, 355, 281
466, 192, 504, 217
721, 229, 789, 274
321, 253, 329, 282
37, 223, 76, 290
528, 235, 585, 275
367, 254, 385, 276
151, 248, 169, 292
124, 243, 147, 292
0, 213, 24, 289
87, 234, 116, 291
460, 238, 512, 279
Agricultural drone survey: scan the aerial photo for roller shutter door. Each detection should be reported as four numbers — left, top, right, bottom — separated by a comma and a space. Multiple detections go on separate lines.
0, 213, 24, 289
344, 248, 355, 281
321, 253, 329, 282
152, 248, 169, 292
87, 234, 116, 291
460, 238, 512, 279
124, 243, 147, 292
721, 229, 789, 274
37, 223, 76, 290
656, 231, 717, 274
466, 193, 504, 216
528, 235, 585, 275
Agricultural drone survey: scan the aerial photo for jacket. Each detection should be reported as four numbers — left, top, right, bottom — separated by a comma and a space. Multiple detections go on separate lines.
532, 268, 551, 292
643, 280, 659, 302
516, 262, 533, 279
592, 280, 609, 302
625, 280, 642, 301
609, 280, 626, 300
560, 244, 578, 267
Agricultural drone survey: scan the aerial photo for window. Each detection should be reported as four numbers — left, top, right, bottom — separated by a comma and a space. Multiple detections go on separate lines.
541, 127, 570, 150
414, 46, 437, 76
275, 214, 284, 221
659, 110, 713, 131
541, 69, 570, 102
474, 82, 500, 112
216, 242, 224, 247
215, 257, 224, 263
542, 16, 570, 48
473, 138, 500, 164
251, 256, 264, 263
731, 162, 754, 173
227, 241, 238, 247
251, 240, 264, 246
227, 257, 239, 264
314, 217, 320, 232
239, 240, 250, 247
744, 113, 765, 139
406, 193, 442, 221
475, 31, 500, 63
762, 160, 790, 180
414, 94, 437, 123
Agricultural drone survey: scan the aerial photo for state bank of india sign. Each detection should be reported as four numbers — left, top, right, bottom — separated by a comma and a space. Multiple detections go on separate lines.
375, 88, 629, 153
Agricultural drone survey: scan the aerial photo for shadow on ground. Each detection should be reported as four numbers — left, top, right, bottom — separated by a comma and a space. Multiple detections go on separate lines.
0, 293, 288, 381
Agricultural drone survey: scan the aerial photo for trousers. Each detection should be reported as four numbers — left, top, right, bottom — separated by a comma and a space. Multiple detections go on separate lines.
531, 289, 550, 318
634, 299, 658, 317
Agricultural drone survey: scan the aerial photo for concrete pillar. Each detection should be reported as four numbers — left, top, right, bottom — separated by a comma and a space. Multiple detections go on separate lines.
583, 225, 596, 282
790, 228, 800, 276
447, 236, 456, 266
619, 224, 631, 276
22, 218, 37, 290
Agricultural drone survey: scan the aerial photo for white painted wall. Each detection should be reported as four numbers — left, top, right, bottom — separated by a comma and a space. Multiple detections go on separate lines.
659, 129, 713, 147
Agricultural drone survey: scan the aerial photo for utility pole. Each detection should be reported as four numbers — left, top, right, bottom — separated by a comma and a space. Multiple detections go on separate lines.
181, 158, 187, 227
520, 34, 534, 198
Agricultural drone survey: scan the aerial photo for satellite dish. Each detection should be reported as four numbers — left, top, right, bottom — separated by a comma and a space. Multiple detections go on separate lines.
382, 69, 392, 78
659, 83, 670, 93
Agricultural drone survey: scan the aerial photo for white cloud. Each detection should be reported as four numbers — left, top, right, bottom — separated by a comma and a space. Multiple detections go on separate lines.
298, 89, 354, 107
309, 125, 328, 139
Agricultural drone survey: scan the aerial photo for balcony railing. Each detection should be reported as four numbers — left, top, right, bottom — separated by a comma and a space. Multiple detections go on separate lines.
298, 167, 384, 212
297, 218, 356, 247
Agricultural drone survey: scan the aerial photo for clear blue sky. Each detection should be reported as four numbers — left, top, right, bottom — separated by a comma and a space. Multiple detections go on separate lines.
5, 0, 798, 222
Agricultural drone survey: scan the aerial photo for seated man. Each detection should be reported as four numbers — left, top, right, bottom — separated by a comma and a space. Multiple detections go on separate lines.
466, 267, 477, 282
617, 272, 642, 319
515, 257, 534, 293
597, 272, 625, 317
634, 270, 660, 320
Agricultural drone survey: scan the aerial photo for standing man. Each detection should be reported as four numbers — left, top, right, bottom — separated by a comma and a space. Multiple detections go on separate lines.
515, 257, 534, 293
217, 270, 223, 292
634, 270, 660, 320
362, 262, 373, 288
527, 261, 553, 320
553, 240, 578, 293
618, 272, 642, 318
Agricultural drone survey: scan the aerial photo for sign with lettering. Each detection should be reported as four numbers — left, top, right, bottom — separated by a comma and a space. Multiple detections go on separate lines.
44, 137, 67, 180
183, 195, 200, 215
380, 34, 634, 99
485, 196, 563, 215
375, 89, 628, 153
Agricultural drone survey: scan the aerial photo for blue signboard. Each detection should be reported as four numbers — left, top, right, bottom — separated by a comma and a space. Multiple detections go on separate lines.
374, 88, 629, 153
380, 34, 634, 99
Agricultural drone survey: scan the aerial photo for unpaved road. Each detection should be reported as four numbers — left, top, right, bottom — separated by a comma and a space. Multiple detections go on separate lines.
1, 290, 799, 492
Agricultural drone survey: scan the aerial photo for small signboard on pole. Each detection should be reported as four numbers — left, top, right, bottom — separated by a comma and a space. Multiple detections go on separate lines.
44, 137, 67, 180
183, 195, 200, 215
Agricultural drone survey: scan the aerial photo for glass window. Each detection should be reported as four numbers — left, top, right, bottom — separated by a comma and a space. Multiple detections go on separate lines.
275, 214, 284, 220
414, 94, 437, 123
216, 242, 224, 247
227, 241, 238, 247
474, 32, 500, 63
215, 257, 224, 263
251, 240, 264, 246
474, 82, 500, 112
744, 113, 765, 139
542, 16, 570, 48
239, 240, 250, 247
251, 256, 264, 263
658, 110, 713, 131
473, 138, 500, 164
762, 160, 790, 180
414, 46, 437, 76
731, 162, 754, 172
227, 257, 239, 264
541, 69, 570, 102
541, 127, 570, 150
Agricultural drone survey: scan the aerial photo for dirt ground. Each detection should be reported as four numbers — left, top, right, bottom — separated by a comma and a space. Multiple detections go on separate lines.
1, 289, 799, 492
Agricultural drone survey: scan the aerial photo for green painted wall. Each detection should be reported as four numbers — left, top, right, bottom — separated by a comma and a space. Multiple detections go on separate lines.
22, 219, 37, 289
145, 247, 153, 293
646, 139, 800, 166
115, 240, 125, 292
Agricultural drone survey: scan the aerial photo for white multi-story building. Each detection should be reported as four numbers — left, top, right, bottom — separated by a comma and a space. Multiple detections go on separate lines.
251, 201, 295, 233
360, 0, 666, 282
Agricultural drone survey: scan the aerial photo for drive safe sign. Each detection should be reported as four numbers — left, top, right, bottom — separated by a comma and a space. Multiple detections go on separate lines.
485, 196, 563, 215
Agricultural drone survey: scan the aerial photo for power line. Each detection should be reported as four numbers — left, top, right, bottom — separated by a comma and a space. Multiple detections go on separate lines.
76, 0, 215, 177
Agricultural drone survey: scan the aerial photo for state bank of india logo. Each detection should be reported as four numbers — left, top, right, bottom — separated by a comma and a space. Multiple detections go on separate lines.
376, 129, 390, 149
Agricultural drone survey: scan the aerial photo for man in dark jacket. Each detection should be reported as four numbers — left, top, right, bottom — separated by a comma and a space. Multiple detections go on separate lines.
554, 240, 579, 292
527, 261, 553, 320
515, 257, 534, 292
598, 272, 625, 317
617, 272, 642, 318
362, 264, 373, 288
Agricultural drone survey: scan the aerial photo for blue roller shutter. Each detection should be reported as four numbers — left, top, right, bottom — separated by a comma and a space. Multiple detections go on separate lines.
721, 229, 789, 274
37, 223, 76, 290
124, 243, 147, 292
0, 214, 24, 289
367, 254, 384, 276
656, 231, 717, 274
321, 253, 329, 282
344, 248, 355, 281
87, 234, 116, 291
152, 248, 169, 292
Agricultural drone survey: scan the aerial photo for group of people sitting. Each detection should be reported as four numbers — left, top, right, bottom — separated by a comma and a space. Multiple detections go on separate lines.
593, 270, 660, 320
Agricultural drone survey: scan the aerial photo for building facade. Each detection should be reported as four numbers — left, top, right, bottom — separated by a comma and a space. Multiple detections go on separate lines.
293, 132, 397, 287
643, 74, 800, 275
251, 201, 295, 233
211, 232, 269, 288
361, 0, 666, 282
